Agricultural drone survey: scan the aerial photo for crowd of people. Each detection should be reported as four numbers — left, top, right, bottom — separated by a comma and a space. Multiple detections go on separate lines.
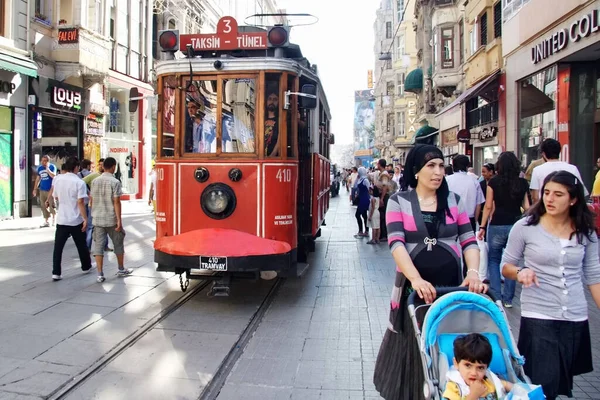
33, 156, 132, 283
339, 138, 600, 400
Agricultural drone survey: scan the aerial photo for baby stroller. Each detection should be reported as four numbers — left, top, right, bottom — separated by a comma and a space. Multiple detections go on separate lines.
407, 287, 532, 400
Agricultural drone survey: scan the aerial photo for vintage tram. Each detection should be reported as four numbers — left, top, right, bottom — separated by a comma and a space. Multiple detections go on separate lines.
151, 16, 332, 294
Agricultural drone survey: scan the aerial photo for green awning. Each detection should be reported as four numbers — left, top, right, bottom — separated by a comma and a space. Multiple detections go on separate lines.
411, 125, 439, 144
0, 53, 38, 78
404, 68, 423, 93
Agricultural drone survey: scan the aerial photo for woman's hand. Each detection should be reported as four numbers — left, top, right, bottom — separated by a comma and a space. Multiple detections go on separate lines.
461, 271, 488, 294
517, 268, 539, 288
477, 228, 486, 241
411, 278, 436, 304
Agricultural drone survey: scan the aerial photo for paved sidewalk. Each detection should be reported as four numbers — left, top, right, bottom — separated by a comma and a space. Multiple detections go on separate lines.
0, 203, 193, 399
218, 193, 600, 400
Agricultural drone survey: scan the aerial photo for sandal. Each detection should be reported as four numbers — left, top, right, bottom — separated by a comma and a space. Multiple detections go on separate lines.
366, 240, 376, 244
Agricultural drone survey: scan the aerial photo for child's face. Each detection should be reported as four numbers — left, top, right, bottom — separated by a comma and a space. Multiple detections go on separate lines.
454, 358, 487, 385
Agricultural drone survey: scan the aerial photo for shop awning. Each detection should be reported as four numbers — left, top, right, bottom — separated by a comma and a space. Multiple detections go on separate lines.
0, 53, 38, 78
411, 125, 439, 145
520, 83, 554, 119
405, 68, 423, 93
436, 71, 500, 116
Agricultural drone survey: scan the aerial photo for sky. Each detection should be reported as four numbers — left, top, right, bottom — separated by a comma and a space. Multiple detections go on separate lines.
276, 0, 379, 144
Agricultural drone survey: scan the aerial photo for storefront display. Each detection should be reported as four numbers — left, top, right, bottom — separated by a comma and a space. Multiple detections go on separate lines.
0, 107, 12, 219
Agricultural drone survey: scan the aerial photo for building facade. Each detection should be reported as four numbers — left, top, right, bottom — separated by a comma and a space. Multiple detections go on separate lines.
503, 0, 600, 189
0, 0, 38, 219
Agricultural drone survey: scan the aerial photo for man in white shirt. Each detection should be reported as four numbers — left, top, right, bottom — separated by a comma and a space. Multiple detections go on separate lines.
530, 138, 588, 203
51, 157, 92, 281
446, 155, 485, 232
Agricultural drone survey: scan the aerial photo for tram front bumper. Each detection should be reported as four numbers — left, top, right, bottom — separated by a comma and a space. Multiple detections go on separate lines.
154, 228, 293, 272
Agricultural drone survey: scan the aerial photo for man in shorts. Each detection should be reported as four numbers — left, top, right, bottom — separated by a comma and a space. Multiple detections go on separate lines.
90, 157, 132, 283
33, 155, 57, 227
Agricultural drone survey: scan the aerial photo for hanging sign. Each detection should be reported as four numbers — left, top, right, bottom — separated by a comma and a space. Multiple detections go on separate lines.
179, 16, 267, 51
58, 28, 79, 44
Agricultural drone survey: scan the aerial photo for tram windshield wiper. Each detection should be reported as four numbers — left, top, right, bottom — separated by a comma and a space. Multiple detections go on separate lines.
185, 45, 200, 93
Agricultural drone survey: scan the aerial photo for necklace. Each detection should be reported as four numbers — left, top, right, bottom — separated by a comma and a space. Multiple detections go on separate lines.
418, 197, 437, 207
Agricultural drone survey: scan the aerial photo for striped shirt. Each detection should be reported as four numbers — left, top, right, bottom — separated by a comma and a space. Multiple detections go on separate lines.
386, 189, 478, 331
90, 172, 122, 227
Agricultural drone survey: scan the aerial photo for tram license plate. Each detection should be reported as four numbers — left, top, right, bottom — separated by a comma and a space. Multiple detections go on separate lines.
199, 256, 228, 271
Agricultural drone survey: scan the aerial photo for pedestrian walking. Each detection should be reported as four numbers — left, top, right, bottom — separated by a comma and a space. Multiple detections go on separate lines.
83, 158, 112, 252
501, 170, 600, 400
148, 160, 157, 214
349, 167, 358, 204
50, 157, 92, 281
33, 155, 57, 227
530, 138, 587, 202
353, 167, 370, 238
373, 144, 486, 400
477, 152, 530, 307
367, 186, 381, 244
90, 157, 132, 283
77, 159, 92, 178
446, 155, 485, 232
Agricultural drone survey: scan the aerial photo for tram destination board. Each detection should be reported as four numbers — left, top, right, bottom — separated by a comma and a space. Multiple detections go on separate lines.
199, 256, 228, 271
179, 16, 267, 51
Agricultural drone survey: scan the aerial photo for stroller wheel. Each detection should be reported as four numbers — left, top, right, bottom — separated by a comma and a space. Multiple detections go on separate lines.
423, 380, 434, 400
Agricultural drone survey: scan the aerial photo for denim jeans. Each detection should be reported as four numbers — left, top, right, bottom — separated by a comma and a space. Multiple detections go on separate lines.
487, 224, 516, 303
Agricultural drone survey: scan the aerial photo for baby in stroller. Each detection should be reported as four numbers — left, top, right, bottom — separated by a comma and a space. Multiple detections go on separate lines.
443, 333, 513, 400
408, 287, 536, 400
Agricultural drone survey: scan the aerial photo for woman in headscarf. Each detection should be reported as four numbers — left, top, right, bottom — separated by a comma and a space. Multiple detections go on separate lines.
373, 144, 486, 400
354, 166, 371, 237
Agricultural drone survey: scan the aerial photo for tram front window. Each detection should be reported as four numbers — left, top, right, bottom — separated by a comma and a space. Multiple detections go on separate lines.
184, 79, 217, 154
222, 78, 256, 153
265, 77, 280, 157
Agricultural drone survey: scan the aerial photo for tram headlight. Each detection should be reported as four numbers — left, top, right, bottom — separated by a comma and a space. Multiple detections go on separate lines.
200, 183, 237, 220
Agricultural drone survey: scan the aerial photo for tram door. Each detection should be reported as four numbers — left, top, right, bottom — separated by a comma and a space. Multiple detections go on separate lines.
297, 101, 313, 245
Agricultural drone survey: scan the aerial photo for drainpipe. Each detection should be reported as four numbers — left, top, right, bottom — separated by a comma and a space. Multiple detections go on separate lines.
26, 0, 32, 59
422, 0, 433, 115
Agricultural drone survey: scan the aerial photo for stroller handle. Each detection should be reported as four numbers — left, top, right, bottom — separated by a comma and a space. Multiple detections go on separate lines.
407, 285, 500, 308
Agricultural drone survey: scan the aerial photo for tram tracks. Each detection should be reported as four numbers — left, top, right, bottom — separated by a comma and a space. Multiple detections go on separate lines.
47, 277, 285, 400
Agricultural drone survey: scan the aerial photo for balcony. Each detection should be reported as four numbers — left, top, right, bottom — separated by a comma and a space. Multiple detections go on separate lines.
466, 100, 498, 129
52, 26, 112, 77
464, 39, 503, 88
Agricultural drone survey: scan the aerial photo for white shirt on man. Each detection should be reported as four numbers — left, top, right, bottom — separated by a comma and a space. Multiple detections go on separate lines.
52, 172, 88, 226
446, 171, 485, 218
530, 161, 589, 195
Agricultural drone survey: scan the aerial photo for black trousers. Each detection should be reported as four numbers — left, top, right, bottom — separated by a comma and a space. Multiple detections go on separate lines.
379, 206, 387, 238
355, 209, 369, 233
53, 223, 92, 276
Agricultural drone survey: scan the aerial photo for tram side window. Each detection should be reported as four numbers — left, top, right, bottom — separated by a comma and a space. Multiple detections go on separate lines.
222, 78, 256, 153
287, 74, 296, 158
161, 76, 177, 157
265, 75, 280, 157
184, 79, 218, 154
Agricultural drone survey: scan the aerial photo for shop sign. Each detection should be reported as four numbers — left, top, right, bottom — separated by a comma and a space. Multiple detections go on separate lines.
407, 100, 417, 134
531, 9, 600, 64
457, 129, 471, 143
86, 114, 104, 136
58, 28, 79, 44
354, 149, 372, 157
479, 127, 498, 142
51, 86, 82, 111
441, 127, 458, 146
0, 80, 16, 94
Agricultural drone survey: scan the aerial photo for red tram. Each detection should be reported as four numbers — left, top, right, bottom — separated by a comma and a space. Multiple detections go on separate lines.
151, 16, 332, 294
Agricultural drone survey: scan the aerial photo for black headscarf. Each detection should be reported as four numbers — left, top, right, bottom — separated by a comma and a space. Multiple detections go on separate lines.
404, 144, 452, 223
405, 144, 445, 188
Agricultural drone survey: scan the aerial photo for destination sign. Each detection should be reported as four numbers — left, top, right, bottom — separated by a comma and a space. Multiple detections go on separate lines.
179, 16, 267, 51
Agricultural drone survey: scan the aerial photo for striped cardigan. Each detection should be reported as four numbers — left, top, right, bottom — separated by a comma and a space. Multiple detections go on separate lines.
386, 189, 478, 332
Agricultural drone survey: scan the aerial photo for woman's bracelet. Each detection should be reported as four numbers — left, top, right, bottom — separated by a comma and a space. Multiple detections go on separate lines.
467, 269, 480, 277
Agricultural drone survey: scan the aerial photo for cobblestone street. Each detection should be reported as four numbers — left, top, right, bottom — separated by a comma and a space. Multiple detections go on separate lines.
0, 198, 599, 399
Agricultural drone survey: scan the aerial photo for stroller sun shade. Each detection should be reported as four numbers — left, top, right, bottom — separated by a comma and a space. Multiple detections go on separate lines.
421, 291, 524, 367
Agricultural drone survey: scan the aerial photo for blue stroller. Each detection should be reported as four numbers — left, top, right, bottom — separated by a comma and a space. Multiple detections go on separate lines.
407, 287, 532, 400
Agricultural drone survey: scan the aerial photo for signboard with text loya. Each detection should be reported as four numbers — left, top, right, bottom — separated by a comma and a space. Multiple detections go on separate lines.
50, 85, 83, 113
179, 16, 267, 51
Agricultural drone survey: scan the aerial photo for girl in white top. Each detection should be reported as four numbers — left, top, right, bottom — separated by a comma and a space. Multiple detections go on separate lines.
367, 186, 381, 244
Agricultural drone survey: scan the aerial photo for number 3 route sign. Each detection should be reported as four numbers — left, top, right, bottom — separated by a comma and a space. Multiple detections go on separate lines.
179, 16, 268, 51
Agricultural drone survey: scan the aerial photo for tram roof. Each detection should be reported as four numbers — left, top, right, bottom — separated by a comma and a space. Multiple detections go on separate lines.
155, 56, 331, 119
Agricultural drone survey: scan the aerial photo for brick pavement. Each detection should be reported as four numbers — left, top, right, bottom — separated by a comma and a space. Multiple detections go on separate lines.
218, 193, 600, 400
0, 201, 197, 399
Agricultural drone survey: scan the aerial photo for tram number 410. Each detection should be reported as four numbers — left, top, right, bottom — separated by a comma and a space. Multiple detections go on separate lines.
276, 168, 292, 183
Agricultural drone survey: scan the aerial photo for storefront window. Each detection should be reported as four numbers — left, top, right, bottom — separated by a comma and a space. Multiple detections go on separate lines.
518, 65, 556, 168
184, 79, 217, 154
221, 78, 256, 153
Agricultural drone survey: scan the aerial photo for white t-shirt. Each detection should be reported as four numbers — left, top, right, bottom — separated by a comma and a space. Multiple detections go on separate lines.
446, 171, 485, 218
530, 161, 589, 195
52, 172, 88, 226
